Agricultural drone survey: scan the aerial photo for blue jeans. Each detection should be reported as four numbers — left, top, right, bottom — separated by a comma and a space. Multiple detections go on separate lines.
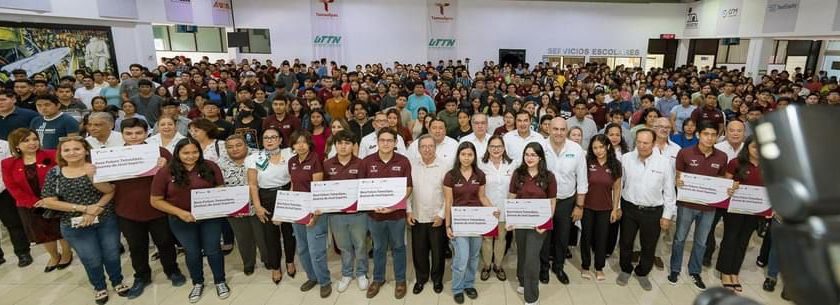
669, 206, 715, 275
293, 215, 331, 286
766, 219, 781, 279
60, 213, 123, 291
451, 236, 481, 294
169, 217, 226, 284
368, 218, 406, 283
330, 213, 369, 278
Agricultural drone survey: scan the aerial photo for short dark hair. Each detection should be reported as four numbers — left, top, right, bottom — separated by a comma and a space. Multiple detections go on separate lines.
35, 94, 59, 105
376, 127, 398, 140
120, 117, 149, 132
696, 121, 719, 134
138, 79, 153, 87
332, 130, 358, 144
188, 118, 219, 138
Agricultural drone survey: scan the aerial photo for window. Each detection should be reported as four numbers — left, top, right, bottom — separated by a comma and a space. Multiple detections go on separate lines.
152, 25, 227, 53
772, 40, 788, 64
236, 28, 271, 54
716, 39, 750, 64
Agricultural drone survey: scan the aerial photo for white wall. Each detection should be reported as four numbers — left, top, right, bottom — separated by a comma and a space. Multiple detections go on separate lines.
685, 0, 840, 39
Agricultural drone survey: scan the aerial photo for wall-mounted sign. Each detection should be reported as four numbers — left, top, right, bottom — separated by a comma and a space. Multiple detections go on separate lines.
546, 48, 641, 57
716, 0, 743, 36
660, 34, 676, 40
763, 0, 800, 33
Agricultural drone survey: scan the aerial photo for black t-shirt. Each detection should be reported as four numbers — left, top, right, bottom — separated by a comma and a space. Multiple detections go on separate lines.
234, 117, 263, 149
210, 118, 235, 140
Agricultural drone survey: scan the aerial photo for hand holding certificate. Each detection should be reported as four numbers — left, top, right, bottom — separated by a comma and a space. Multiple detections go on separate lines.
728, 185, 772, 216
357, 178, 408, 211
451, 206, 499, 237
191, 186, 250, 220
272, 191, 312, 224
311, 179, 359, 213
505, 199, 553, 230
677, 173, 734, 207
91, 144, 161, 182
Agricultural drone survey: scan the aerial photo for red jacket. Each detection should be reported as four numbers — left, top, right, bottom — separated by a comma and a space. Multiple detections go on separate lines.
1, 150, 57, 208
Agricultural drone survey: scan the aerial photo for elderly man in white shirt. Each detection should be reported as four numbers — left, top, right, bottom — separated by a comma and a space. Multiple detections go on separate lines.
406, 118, 458, 166
647, 117, 681, 268
703, 119, 745, 266
358, 112, 407, 158
539, 117, 588, 285
0, 139, 34, 267
459, 113, 491, 158
504, 111, 545, 166
406, 135, 448, 294
85, 111, 125, 148
616, 128, 676, 291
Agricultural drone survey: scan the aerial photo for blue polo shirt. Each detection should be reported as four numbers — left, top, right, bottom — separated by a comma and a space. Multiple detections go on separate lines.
0, 107, 38, 140
30, 113, 80, 149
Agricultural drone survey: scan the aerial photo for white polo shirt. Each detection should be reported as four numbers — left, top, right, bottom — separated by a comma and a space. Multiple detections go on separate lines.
358, 131, 407, 158
503, 129, 545, 166
653, 140, 681, 170
479, 159, 514, 222
407, 157, 448, 223
621, 150, 677, 219
86, 131, 125, 149
714, 140, 743, 162
459, 132, 491, 159
406, 136, 458, 166
0, 140, 9, 193
542, 139, 588, 199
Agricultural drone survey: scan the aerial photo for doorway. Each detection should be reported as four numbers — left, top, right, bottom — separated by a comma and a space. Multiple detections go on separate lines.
499, 49, 526, 68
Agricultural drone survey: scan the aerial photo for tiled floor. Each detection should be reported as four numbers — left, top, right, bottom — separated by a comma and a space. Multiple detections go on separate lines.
0, 230, 791, 305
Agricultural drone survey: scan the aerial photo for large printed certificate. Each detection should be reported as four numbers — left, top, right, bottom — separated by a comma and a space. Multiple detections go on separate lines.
311, 179, 359, 213
728, 185, 772, 216
91, 144, 160, 182
190, 186, 250, 220
677, 173, 734, 207
451, 206, 499, 237
505, 199, 553, 230
356, 178, 408, 211
272, 191, 312, 224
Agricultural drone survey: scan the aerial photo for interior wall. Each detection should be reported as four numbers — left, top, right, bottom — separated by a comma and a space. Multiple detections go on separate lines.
686, 0, 840, 39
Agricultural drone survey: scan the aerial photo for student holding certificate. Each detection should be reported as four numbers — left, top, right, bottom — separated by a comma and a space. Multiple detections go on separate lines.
508, 142, 557, 305
323, 130, 370, 293
443, 141, 496, 304
150, 138, 229, 303
580, 134, 622, 282
717, 136, 762, 292
287, 130, 332, 298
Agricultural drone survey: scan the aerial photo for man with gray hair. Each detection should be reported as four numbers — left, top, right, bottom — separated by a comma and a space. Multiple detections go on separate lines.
459, 113, 490, 158
86, 111, 125, 148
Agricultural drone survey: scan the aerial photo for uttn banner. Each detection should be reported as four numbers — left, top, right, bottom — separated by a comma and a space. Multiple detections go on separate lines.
311, 0, 344, 64
427, 0, 458, 62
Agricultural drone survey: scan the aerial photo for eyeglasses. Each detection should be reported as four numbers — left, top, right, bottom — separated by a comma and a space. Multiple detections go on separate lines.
263, 136, 281, 141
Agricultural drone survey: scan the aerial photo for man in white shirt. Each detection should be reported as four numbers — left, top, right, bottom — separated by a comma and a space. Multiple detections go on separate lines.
406, 118, 458, 166
703, 119, 745, 267
406, 135, 448, 294
85, 112, 125, 148
74, 74, 101, 109
503, 111, 545, 166
540, 117, 588, 285
649, 117, 680, 269
358, 112, 406, 158
617, 129, 676, 291
459, 113, 490, 159
0, 139, 33, 267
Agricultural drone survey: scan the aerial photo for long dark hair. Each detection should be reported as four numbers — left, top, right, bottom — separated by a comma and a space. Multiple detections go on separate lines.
604, 123, 629, 154
482, 135, 512, 163
587, 134, 622, 180
513, 142, 551, 191
734, 136, 756, 181
448, 142, 480, 184
169, 138, 216, 187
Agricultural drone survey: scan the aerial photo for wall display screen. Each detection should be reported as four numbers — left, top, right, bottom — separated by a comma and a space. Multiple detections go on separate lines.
0, 22, 118, 85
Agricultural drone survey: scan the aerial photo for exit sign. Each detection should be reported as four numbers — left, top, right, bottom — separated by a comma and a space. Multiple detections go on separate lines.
660, 34, 676, 40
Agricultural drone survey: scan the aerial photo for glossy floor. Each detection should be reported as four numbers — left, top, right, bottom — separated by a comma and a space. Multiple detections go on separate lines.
0, 230, 791, 305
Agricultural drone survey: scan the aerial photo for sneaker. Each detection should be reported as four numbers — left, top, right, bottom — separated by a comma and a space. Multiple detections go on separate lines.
215, 283, 230, 300
616, 272, 631, 286
516, 286, 524, 295
689, 274, 706, 290
667, 272, 679, 285
188, 284, 204, 303
637, 276, 653, 291
357, 275, 369, 290
337, 276, 352, 292
762, 278, 777, 292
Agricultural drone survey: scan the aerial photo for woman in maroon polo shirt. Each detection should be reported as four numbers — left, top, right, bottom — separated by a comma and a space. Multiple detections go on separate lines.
150, 138, 230, 303
444, 142, 496, 303
717, 136, 763, 292
508, 142, 557, 305
287, 130, 332, 298
579, 134, 623, 282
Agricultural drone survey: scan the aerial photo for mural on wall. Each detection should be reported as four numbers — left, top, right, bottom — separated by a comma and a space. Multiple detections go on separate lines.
0, 22, 118, 84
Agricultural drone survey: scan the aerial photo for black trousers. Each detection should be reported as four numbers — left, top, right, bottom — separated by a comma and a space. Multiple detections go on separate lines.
605, 220, 621, 256
758, 219, 773, 263
703, 207, 726, 262
580, 208, 610, 271
0, 191, 30, 258
715, 212, 761, 275
259, 187, 296, 270
119, 216, 181, 281
410, 222, 445, 284
618, 199, 662, 277
516, 229, 546, 304
540, 196, 574, 273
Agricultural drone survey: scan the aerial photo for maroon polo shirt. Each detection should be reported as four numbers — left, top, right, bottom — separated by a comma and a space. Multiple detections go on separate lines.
676, 145, 728, 211
323, 156, 361, 181
114, 147, 172, 221
589, 102, 608, 130
261, 113, 301, 147
150, 160, 224, 211
690, 106, 724, 127
358, 152, 412, 221
726, 159, 764, 186
509, 171, 557, 199
443, 169, 486, 207
584, 160, 618, 211
288, 153, 324, 192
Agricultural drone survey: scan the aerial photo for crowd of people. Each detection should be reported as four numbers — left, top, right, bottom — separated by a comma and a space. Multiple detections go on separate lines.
0, 55, 828, 304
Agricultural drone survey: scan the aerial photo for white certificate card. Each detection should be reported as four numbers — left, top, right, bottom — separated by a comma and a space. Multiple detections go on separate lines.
677, 173, 733, 207
191, 186, 250, 220
273, 191, 312, 224
505, 199, 553, 230
728, 185, 772, 216
451, 206, 499, 237
356, 177, 408, 211
311, 179, 359, 213
92, 144, 160, 182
